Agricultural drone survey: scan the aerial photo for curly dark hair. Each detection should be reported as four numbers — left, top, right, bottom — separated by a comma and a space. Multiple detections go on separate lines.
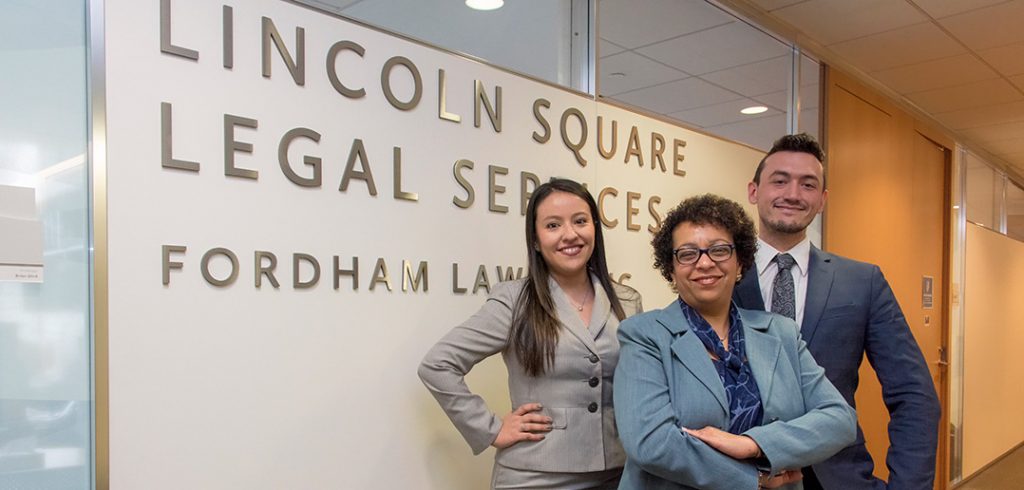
652, 194, 757, 284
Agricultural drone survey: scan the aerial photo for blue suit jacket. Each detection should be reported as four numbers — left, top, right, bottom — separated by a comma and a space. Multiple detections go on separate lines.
734, 246, 940, 490
614, 300, 856, 490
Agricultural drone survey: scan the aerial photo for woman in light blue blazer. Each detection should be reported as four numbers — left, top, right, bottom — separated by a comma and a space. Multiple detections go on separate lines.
420, 178, 642, 489
613, 194, 855, 490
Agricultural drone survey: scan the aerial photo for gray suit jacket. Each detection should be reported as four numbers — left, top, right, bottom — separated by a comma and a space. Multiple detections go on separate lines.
614, 300, 857, 490
418, 275, 643, 473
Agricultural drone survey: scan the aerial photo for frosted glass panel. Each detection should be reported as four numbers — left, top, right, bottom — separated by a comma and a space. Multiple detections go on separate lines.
965, 153, 1000, 229
0, 0, 92, 488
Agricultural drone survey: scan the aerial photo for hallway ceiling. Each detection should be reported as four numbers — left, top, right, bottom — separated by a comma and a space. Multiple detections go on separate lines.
728, 0, 1024, 180
305, 0, 1024, 181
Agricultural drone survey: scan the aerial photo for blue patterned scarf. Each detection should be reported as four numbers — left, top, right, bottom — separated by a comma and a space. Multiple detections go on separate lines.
679, 299, 764, 434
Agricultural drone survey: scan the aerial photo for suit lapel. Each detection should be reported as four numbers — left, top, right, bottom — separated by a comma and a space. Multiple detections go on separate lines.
735, 268, 766, 310
658, 303, 729, 416
588, 278, 612, 339
549, 277, 599, 353
739, 310, 781, 405
802, 246, 835, 345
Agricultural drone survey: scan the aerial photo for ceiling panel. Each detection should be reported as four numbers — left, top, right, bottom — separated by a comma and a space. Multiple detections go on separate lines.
668, 98, 783, 128
939, 1, 1024, 50
747, 0, 811, 11
600, 39, 627, 57
912, 0, 1011, 19
985, 138, 1024, 156
828, 22, 966, 72
978, 43, 1024, 76
598, 51, 688, 95
637, 21, 791, 75
870, 53, 998, 94
707, 113, 788, 150
932, 100, 1024, 129
1005, 153, 1024, 165
700, 55, 791, 97
771, 0, 926, 45
961, 121, 1024, 143
907, 78, 1024, 114
302, 0, 1024, 175
613, 77, 743, 114
733, 0, 1024, 175
751, 90, 789, 110
598, 0, 734, 49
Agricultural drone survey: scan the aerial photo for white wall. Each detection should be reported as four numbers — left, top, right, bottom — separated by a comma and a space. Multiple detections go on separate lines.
104, 1, 765, 488
963, 224, 1024, 477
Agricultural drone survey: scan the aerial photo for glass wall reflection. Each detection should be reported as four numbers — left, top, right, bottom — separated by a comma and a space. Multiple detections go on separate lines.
1006, 180, 1024, 241
298, 0, 581, 89
0, 0, 92, 488
598, 0, 818, 151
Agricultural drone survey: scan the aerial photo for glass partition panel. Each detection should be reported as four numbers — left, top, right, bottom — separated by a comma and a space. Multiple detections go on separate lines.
799, 54, 821, 140
965, 152, 1000, 229
598, 0, 792, 150
1007, 180, 1024, 241
299, 0, 581, 89
0, 0, 93, 488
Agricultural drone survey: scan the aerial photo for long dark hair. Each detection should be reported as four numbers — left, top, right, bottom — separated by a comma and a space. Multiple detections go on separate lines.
510, 178, 626, 376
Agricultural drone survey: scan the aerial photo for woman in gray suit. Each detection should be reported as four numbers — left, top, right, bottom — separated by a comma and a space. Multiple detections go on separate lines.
419, 178, 642, 489
613, 194, 856, 489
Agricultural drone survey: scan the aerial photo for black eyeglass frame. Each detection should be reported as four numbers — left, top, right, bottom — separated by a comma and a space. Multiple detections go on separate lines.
672, 244, 736, 265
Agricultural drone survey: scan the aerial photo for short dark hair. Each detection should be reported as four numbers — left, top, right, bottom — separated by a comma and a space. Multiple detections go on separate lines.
753, 132, 825, 184
651, 194, 757, 284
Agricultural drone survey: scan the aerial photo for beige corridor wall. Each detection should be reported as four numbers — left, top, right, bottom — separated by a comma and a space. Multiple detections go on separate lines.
963, 223, 1024, 476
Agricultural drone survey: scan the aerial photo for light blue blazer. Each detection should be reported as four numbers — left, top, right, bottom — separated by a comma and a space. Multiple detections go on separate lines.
613, 300, 856, 490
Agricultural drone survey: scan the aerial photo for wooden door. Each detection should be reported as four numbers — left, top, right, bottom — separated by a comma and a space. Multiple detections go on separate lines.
909, 133, 950, 487
825, 69, 950, 488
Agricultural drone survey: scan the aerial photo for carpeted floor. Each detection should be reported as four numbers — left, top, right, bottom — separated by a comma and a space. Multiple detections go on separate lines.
958, 444, 1024, 489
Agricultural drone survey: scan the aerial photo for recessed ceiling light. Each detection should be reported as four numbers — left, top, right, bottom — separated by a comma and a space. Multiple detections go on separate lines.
466, 0, 504, 10
953, 205, 960, 209
609, 72, 627, 78
740, 106, 768, 115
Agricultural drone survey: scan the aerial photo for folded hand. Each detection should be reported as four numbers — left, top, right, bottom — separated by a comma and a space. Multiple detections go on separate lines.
682, 426, 761, 460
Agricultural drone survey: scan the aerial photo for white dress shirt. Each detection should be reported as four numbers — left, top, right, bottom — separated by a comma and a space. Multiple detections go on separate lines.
754, 237, 811, 326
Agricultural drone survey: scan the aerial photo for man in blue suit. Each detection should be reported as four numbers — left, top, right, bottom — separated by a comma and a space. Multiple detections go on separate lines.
733, 133, 940, 489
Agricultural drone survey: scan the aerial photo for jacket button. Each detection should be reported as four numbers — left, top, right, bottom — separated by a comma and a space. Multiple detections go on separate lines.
588, 402, 598, 413
588, 354, 599, 363
589, 377, 600, 387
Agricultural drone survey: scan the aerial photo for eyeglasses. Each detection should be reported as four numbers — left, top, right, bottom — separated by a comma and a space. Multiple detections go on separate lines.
673, 244, 736, 265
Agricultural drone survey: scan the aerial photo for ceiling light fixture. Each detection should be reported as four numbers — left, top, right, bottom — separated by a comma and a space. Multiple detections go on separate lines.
740, 106, 768, 115
609, 72, 627, 78
466, 0, 504, 11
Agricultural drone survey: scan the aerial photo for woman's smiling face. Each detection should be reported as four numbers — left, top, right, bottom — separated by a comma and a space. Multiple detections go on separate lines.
534, 191, 595, 283
671, 221, 738, 314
